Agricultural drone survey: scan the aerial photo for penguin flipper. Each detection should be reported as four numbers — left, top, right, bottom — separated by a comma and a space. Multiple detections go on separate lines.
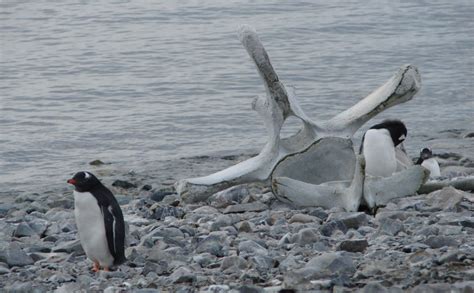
101, 202, 126, 266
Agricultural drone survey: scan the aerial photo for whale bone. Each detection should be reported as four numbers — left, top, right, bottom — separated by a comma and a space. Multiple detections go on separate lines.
176, 25, 423, 209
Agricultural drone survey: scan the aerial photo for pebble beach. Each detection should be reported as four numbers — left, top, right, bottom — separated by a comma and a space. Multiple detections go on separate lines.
1, 151, 473, 292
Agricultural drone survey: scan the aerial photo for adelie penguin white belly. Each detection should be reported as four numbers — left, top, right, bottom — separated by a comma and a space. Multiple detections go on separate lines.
363, 128, 397, 177
421, 158, 441, 178
74, 191, 114, 267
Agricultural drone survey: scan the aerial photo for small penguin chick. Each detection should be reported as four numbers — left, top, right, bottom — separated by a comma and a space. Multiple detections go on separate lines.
67, 171, 126, 272
360, 119, 407, 177
415, 148, 441, 178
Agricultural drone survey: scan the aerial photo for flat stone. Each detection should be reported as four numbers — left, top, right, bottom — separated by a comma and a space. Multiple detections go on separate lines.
327, 212, 369, 229
285, 252, 355, 286
207, 285, 230, 293
424, 187, 465, 212
424, 235, 459, 249
52, 239, 84, 255
221, 256, 248, 270
289, 213, 320, 224
169, 267, 196, 284
223, 202, 267, 214
337, 239, 369, 253
250, 255, 274, 272
292, 228, 319, 246
211, 214, 233, 231
238, 240, 268, 256
0, 242, 34, 267
209, 185, 250, 208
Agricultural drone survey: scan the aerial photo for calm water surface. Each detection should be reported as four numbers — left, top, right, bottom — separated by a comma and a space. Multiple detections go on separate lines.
1, 1, 473, 193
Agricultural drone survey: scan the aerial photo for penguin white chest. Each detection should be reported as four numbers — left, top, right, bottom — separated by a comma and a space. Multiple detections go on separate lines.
363, 129, 397, 177
74, 191, 114, 267
421, 158, 441, 178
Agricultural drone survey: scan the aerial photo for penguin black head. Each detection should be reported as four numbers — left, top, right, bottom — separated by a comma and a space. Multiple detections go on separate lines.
369, 119, 407, 146
420, 148, 433, 160
67, 171, 101, 192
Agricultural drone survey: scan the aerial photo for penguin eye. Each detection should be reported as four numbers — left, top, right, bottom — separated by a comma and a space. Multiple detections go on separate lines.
398, 134, 406, 141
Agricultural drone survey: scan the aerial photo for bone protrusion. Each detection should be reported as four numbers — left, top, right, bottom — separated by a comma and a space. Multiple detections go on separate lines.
363, 166, 430, 208
325, 65, 421, 136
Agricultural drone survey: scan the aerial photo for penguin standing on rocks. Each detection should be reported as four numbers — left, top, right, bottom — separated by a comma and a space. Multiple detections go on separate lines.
360, 119, 408, 177
416, 148, 441, 178
67, 171, 126, 271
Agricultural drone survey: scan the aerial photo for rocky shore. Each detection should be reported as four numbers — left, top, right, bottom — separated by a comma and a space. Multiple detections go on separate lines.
0, 154, 473, 292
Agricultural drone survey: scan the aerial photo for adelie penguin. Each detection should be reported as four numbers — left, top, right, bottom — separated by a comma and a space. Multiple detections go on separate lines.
67, 171, 126, 272
360, 119, 409, 177
415, 148, 441, 178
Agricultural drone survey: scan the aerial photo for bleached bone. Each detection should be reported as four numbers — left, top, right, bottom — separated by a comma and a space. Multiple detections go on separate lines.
362, 166, 430, 208
418, 177, 474, 194
176, 25, 422, 205
272, 155, 365, 212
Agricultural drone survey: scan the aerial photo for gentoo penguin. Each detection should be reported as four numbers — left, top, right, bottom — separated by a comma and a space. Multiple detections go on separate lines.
360, 119, 408, 177
415, 148, 441, 178
67, 171, 126, 272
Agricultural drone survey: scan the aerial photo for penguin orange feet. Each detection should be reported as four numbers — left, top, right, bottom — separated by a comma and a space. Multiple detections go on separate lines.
92, 261, 100, 272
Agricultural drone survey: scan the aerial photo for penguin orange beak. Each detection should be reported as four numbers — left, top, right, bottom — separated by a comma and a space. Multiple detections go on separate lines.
67, 179, 76, 185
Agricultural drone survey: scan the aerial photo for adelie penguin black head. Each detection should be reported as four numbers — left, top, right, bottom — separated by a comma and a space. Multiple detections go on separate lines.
67, 171, 101, 192
369, 119, 407, 146
420, 148, 433, 160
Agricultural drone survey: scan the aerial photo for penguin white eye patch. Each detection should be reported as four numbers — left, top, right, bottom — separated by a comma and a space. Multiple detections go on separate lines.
398, 134, 406, 141
84, 172, 91, 179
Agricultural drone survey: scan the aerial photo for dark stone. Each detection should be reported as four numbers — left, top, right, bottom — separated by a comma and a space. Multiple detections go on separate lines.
402, 243, 430, 253
169, 267, 196, 284
307, 207, 328, 221
327, 212, 369, 229
337, 239, 369, 253
424, 236, 459, 249
142, 184, 153, 191
377, 218, 404, 236
143, 260, 168, 275
150, 206, 185, 220
14, 222, 36, 238
89, 159, 105, 166
112, 180, 137, 189
320, 220, 348, 237
150, 187, 176, 202
196, 235, 226, 257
